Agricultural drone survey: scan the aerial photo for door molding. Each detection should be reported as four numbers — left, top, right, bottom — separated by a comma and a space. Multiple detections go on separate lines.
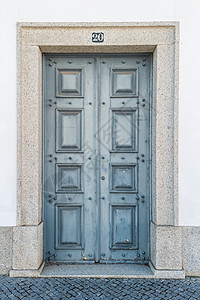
13, 22, 181, 276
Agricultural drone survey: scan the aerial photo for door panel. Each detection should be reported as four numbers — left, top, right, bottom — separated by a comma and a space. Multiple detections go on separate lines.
56, 109, 82, 152
43, 54, 151, 263
112, 109, 138, 152
111, 205, 138, 249
99, 56, 150, 262
56, 205, 82, 249
44, 57, 97, 262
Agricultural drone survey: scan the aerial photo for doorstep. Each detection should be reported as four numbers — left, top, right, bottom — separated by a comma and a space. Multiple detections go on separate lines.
10, 262, 185, 279
41, 263, 154, 278
40, 262, 185, 279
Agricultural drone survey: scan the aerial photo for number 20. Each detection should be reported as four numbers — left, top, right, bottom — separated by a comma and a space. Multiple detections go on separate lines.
92, 33, 104, 43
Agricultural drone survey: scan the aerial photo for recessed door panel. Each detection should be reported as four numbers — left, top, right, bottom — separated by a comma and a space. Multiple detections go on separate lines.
56, 68, 82, 97
111, 205, 138, 249
56, 109, 82, 152
111, 68, 138, 97
56, 164, 82, 193
112, 109, 138, 152
111, 164, 138, 192
44, 54, 151, 263
56, 205, 82, 249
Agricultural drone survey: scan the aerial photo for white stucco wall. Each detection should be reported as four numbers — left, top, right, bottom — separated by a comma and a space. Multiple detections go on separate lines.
0, 0, 199, 226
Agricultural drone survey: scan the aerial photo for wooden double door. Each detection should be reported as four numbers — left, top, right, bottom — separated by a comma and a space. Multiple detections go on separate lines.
43, 54, 151, 263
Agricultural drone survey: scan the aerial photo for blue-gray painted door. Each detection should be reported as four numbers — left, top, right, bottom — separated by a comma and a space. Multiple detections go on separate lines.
43, 55, 151, 263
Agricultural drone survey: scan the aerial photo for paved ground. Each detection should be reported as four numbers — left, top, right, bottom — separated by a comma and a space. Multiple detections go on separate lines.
0, 276, 200, 299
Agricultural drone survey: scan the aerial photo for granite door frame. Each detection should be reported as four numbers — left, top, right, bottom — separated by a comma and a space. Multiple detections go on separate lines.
11, 22, 183, 277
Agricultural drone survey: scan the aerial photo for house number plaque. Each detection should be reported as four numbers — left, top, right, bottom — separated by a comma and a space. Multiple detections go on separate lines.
92, 32, 104, 43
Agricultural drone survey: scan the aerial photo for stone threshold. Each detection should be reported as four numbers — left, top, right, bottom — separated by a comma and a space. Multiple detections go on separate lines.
41, 263, 153, 278
10, 262, 185, 279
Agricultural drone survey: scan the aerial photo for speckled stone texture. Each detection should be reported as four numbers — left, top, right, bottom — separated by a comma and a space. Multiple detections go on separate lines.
41, 263, 185, 279
41, 263, 154, 278
150, 222, 182, 270
183, 227, 200, 276
152, 45, 177, 226
0, 227, 12, 275
18, 45, 42, 226
12, 223, 43, 270
10, 262, 45, 278
20, 23, 175, 47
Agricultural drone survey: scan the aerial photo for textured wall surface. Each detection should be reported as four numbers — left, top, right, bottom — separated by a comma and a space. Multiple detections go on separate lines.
150, 223, 182, 270
12, 223, 43, 270
0, 227, 12, 275
183, 227, 200, 276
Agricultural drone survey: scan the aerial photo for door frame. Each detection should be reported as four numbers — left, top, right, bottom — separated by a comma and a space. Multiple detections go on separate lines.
13, 22, 181, 276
